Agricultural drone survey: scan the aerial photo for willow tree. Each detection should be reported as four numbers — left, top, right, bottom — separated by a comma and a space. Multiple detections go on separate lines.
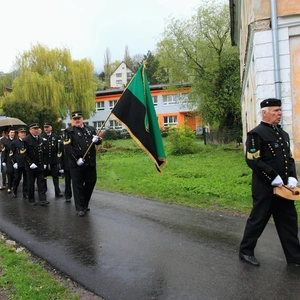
155, 1, 241, 131
5, 43, 96, 119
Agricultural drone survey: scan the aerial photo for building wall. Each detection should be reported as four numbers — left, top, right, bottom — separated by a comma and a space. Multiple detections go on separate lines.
64, 86, 202, 132
234, 0, 300, 162
110, 62, 134, 88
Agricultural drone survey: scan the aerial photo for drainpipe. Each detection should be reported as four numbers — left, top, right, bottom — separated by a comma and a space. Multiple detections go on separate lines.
270, 0, 282, 124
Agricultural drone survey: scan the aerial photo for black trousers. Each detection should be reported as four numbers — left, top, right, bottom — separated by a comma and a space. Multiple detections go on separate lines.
64, 169, 72, 199
13, 167, 27, 196
6, 162, 14, 190
70, 165, 96, 211
240, 193, 300, 263
26, 169, 46, 202
44, 163, 61, 195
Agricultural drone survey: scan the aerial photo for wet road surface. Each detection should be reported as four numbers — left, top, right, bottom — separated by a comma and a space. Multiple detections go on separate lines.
0, 182, 300, 299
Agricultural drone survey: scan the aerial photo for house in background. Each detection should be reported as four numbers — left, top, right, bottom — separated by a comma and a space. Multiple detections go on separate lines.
110, 61, 134, 88
229, 0, 300, 165
64, 84, 202, 132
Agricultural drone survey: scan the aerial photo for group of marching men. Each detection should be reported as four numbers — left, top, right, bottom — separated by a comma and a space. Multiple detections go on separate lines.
0, 122, 69, 206
0, 110, 102, 217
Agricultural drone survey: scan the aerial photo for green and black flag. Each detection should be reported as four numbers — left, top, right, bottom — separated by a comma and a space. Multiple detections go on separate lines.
111, 62, 167, 173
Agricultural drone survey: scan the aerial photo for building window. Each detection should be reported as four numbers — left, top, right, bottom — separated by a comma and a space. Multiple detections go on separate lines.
116, 73, 122, 77
164, 116, 178, 127
93, 121, 105, 130
109, 120, 122, 129
116, 80, 122, 84
96, 102, 105, 111
109, 100, 118, 110
163, 95, 177, 106
152, 96, 158, 106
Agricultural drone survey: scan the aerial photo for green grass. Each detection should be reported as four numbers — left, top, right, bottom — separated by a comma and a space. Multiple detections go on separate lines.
0, 240, 78, 299
96, 138, 300, 217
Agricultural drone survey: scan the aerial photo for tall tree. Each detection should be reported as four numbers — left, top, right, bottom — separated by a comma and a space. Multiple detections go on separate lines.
156, 1, 241, 130
103, 47, 112, 88
123, 45, 134, 70
3, 43, 96, 119
143, 51, 159, 85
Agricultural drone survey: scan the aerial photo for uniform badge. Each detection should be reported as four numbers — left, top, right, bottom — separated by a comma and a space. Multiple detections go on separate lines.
78, 132, 81, 137
274, 142, 279, 148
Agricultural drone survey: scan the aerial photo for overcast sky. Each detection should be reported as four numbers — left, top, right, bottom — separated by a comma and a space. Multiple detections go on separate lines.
1, 0, 226, 74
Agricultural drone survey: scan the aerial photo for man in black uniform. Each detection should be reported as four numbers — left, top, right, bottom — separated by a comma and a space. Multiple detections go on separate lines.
64, 111, 102, 217
2, 128, 16, 194
24, 123, 48, 206
60, 129, 72, 202
239, 98, 300, 266
11, 127, 28, 199
41, 122, 63, 197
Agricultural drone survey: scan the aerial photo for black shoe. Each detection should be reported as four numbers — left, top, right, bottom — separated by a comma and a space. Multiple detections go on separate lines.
287, 261, 300, 267
55, 193, 63, 198
239, 252, 260, 266
39, 200, 50, 206
84, 207, 90, 212
78, 211, 85, 217
23, 194, 29, 199
12, 193, 17, 198
28, 200, 37, 206
65, 198, 71, 202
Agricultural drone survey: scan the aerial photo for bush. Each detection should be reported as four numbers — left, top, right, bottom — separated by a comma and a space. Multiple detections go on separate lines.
167, 125, 199, 155
103, 129, 119, 140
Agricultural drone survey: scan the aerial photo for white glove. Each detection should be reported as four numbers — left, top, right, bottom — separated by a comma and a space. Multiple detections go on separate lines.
271, 175, 284, 187
2, 162, 6, 167
13, 163, 18, 169
287, 177, 298, 189
30, 163, 38, 169
76, 158, 84, 166
92, 135, 99, 143
44, 164, 47, 169
59, 169, 64, 174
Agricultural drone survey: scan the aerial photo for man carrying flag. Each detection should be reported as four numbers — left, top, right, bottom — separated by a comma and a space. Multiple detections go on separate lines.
111, 62, 167, 172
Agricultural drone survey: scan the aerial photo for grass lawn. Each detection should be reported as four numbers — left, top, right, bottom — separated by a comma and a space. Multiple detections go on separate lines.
95, 138, 300, 217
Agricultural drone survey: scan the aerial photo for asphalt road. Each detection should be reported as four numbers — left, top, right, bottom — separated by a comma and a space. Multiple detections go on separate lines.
0, 182, 300, 300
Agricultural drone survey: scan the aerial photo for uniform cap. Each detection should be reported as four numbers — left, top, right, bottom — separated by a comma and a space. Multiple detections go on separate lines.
28, 123, 40, 129
17, 127, 27, 132
260, 98, 281, 108
71, 111, 83, 119
44, 121, 52, 127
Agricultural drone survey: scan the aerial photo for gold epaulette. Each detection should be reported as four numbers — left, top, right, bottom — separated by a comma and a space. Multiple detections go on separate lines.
247, 150, 260, 160
63, 139, 71, 145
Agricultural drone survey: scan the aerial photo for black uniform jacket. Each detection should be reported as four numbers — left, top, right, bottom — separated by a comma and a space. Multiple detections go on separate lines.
246, 121, 296, 190
11, 138, 27, 168
41, 132, 60, 165
2, 138, 15, 165
64, 125, 102, 168
23, 134, 46, 171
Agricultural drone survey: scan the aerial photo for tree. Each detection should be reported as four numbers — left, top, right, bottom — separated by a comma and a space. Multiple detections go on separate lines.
2, 100, 64, 134
143, 51, 160, 85
123, 45, 134, 70
155, 1, 241, 131
2, 43, 96, 119
103, 47, 112, 88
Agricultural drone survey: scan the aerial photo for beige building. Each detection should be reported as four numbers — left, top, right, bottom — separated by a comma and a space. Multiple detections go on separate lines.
229, 0, 300, 163
110, 61, 134, 88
